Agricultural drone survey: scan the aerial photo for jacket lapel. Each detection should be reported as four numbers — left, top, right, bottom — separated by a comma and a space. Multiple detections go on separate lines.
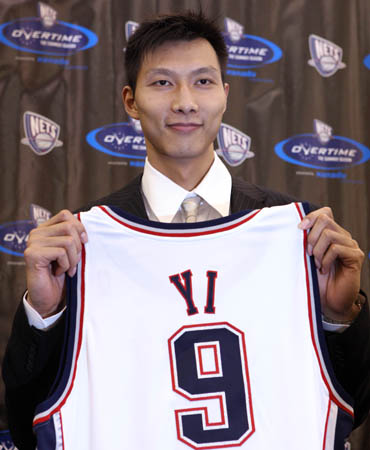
230, 177, 267, 213
80, 174, 148, 219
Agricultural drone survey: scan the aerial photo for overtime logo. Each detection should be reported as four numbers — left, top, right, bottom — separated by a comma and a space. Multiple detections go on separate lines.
0, 1, 98, 56
0, 205, 51, 257
216, 123, 253, 167
223, 17, 282, 78
86, 118, 146, 163
364, 53, 370, 69
275, 119, 370, 171
21, 112, 63, 155
308, 35, 346, 77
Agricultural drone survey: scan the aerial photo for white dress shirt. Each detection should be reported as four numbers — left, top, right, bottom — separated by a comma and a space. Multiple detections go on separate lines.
141, 154, 231, 222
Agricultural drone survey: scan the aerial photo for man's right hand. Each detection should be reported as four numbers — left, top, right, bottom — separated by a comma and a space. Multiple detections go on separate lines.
24, 209, 88, 318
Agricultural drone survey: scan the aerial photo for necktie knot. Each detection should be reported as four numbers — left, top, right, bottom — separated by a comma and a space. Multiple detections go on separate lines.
181, 196, 201, 223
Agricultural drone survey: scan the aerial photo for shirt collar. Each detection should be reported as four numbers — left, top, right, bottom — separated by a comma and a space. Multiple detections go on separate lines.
141, 154, 232, 222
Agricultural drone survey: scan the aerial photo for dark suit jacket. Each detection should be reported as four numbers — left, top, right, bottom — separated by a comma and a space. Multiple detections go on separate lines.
3, 175, 370, 450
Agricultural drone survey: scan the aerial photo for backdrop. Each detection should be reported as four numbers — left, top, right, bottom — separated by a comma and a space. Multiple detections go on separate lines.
0, 0, 369, 448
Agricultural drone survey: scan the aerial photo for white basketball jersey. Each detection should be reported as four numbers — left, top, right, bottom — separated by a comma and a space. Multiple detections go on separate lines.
34, 203, 353, 450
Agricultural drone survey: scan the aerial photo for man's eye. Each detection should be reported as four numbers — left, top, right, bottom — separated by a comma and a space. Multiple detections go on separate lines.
197, 79, 212, 85
154, 80, 170, 86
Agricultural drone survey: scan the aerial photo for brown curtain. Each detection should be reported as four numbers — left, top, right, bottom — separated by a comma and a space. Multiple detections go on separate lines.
0, 0, 369, 447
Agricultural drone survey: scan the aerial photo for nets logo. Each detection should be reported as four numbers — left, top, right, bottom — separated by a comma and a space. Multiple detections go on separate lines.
223, 17, 282, 78
122, 20, 139, 53
216, 123, 254, 167
0, 1, 98, 56
0, 205, 51, 257
30, 203, 52, 226
275, 120, 370, 171
308, 35, 346, 77
21, 112, 63, 155
38, 2, 57, 27
86, 118, 146, 164
125, 20, 139, 41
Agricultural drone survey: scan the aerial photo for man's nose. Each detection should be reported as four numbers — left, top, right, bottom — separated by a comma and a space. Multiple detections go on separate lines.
171, 85, 199, 114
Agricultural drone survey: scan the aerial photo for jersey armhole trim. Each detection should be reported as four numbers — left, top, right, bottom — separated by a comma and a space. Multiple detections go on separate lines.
295, 202, 354, 419
33, 212, 87, 428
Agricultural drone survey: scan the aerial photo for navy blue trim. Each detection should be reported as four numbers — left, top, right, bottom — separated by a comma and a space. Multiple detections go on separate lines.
334, 408, 353, 449
301, 202, 311, 215
306, 234, 354, 408
108, 205, 253, 229
34, 416, 57, 450
34, 272, 80, 417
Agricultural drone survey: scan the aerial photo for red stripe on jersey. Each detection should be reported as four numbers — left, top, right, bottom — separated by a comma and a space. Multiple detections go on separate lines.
99, 205, 261, 237
322, 399, 331, 450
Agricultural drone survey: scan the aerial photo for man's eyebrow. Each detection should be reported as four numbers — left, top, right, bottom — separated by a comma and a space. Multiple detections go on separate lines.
145, 66, 220, 77
191, 66, 220, 76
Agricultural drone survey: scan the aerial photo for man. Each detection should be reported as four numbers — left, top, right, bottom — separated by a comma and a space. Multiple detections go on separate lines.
3, 11, 369, 450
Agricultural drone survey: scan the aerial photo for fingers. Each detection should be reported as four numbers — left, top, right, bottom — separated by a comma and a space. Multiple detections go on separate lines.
39, 238, 81, 277
25, 209, 88, 277
25, 245, 77, 277
298, 206, 334, 230
308, 226, 354, 272
298, 207, 363, 274
39, 209, 88, 243
318, 242, 364, 275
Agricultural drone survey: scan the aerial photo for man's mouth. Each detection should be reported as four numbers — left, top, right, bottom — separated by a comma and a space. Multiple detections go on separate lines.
167, 123, 202, 132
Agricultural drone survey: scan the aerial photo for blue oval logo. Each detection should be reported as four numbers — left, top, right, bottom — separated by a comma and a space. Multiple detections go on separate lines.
0, 220, 34, 257
0, 18, 98, 56
225, 34, 282, 69
275, 134, 370, 170
364, 54, 370, 69
86, 121, 147, 159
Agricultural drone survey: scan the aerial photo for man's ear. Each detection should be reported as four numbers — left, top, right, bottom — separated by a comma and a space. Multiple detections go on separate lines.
224, 82, 230, 98
122, 86, 139, 119
223, 82, 229, 113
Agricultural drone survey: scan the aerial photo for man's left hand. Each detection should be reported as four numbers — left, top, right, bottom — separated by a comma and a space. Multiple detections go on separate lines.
299, 207, 365, 322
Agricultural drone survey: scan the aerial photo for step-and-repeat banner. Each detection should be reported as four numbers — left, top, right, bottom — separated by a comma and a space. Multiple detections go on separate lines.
0, 0, 369, 448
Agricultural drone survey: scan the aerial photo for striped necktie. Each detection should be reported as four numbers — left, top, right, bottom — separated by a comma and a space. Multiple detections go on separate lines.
181, 196, 201, 223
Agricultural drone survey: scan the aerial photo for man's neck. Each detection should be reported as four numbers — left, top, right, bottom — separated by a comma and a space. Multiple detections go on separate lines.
147, 153, 215, 191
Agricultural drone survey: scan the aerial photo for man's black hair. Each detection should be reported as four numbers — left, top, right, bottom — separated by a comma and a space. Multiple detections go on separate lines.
125, 10, 228, 93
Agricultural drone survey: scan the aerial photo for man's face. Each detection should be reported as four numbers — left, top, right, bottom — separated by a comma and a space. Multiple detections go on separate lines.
123, 39, 229, 167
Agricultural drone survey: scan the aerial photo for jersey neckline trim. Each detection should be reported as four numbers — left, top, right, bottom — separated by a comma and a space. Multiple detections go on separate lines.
99, 205, 262, 237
